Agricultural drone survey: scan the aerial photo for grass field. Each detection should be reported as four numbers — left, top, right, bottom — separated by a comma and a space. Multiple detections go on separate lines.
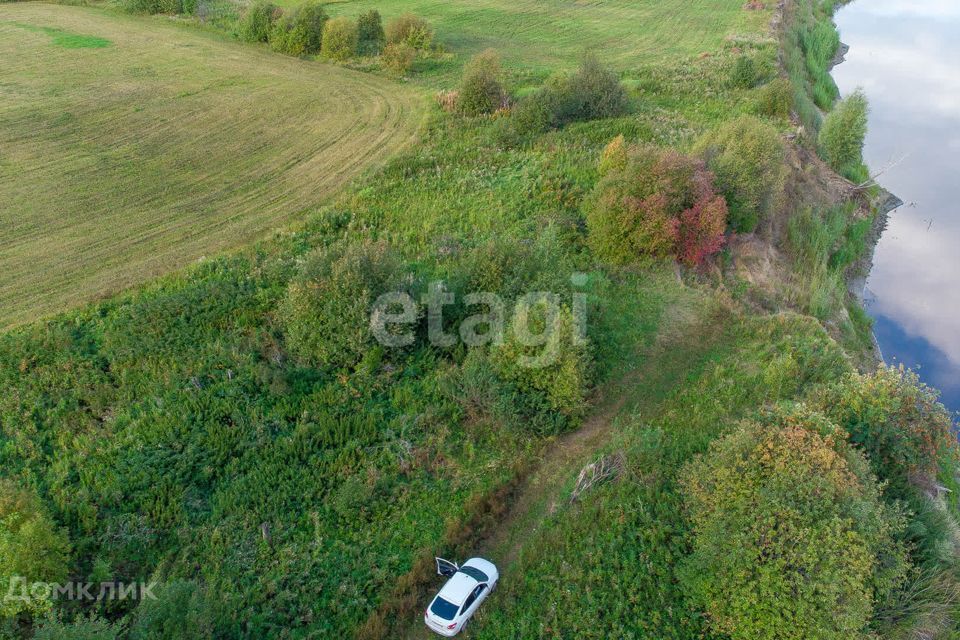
0, 3, 423, 328
287, 0, 769, 77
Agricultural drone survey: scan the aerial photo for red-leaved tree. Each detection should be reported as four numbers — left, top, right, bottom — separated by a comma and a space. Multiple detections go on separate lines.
587, 140, 728, 267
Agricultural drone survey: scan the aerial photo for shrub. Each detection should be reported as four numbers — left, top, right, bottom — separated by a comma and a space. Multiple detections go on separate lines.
121, 0, 177, 14
385, 13, 433, 50
753, 77, 793, 118
680, 408, 909, 640
693, 115, 787, 233
0, 481, 70, 620
587, 142, 727, 266
809, 365, 956, 493
280, 239, 412, 369
321, 17, 358, 61
465, 303, 591, 435
730, 55, 759, 88
33, 613, 123, 640
501, 54, 627, 140
381, 42, 416, 75
239, 1, 280, 43
128, 580, 225, 639
501, 95, 551, 140
542, 53, 628, 126
269, 0, 327, 57
356, 9, 385, 55
456, 49, 505, 116
819, 89, 869, 177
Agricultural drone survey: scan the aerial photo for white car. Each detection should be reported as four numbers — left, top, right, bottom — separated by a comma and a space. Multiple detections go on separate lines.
424, 557, 499, 636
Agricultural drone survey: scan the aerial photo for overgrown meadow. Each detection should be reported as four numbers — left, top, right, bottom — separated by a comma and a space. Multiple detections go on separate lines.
1, 0, 958, 639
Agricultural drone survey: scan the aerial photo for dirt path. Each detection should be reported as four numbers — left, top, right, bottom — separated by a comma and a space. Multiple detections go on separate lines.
405, 296, 724, 639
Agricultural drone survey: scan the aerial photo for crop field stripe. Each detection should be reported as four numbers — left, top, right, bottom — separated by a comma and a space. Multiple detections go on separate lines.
0, 3, 425, 328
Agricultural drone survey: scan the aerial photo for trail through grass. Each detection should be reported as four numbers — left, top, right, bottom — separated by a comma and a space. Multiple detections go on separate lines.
0, 3, 424, 327
403, 288, 723, 639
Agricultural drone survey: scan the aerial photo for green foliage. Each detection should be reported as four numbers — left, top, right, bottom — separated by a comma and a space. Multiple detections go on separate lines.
505, 54, 627, 138
384, 13, 433, 49
239, 1, 280, 43
121, 0, 178, 15
693, 115, 786, 233
543, 53, 628, 126
321, 17, 358, 61
280, 239, 411, 369
782, 0, 841, 132
356, 9, 385, 55
381, 42, 415, 74
819, 89, 869, 178
787, 204, 852, 319
680, 407, 909, 640
587, 141, 727, 266
753, 77, 793, 118
730, 55, 759, 88
0, 481, 70, 620
456, 49, 505, 116
452, 303, 591, 436
809, 366, 957, 494
475, 314, 853, 639
269, 0, 327, 56
32, 613, 123, 640
128, 580, 226, 639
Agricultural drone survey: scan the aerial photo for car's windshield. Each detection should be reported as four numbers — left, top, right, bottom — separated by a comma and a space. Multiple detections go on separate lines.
459, 566, 488, 583
430, 596, 459, 620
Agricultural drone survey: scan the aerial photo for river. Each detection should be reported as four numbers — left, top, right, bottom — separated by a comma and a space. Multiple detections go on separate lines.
832, 0, 960, 414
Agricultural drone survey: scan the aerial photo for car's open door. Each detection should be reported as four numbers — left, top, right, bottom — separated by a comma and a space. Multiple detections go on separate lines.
435, 557, 459, 577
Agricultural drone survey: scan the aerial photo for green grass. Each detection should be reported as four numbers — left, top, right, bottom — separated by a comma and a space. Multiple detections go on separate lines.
0, 3, 424, 328
471, 313, 851, 639
11, 21, 112, 46
273, 0, 772, 81
2, 0, 941, 638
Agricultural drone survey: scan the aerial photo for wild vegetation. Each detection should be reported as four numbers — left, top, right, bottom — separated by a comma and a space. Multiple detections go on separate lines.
0, 0, 956, 639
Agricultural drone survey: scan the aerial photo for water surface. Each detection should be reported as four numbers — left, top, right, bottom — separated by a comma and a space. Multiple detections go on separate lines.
833, 0, 960, 413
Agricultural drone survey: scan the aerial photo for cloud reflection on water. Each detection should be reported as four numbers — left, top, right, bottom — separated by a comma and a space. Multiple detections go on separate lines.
832, 0, 960, 411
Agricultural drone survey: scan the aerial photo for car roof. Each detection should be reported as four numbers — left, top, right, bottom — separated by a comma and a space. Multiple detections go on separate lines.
435, 558, 498, 606
437, 571, 477, 605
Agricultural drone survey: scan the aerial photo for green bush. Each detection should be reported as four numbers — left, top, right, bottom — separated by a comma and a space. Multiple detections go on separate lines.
504, 54, 627, 139
693, 115, 787, 233
543, 53, 628, 126
280, 239, 411, 369
269, 0, 328, 56
128, 580, 226, 639
680, 408, 909, 640
33, 613, 122, 640
385, 13, 433, 50
356, 9, 385, 55
455, 304, 591, 435
730, 55, 759, 88
753, 77, 793, 118
809, 366, 957, 493
381, 42, 416, 75
457, 49, 505, 116
321, 16, 358, 61
498, 96, 550, 141
819, 89, 869, 178
239, 1, 280, 43
587, 141, 727, 266
121, 0, 178, 15
0, 481, 70, 620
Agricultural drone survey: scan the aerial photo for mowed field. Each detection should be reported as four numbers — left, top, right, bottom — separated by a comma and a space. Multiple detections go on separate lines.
324, 0, 770, 74
0, 3, 423, 328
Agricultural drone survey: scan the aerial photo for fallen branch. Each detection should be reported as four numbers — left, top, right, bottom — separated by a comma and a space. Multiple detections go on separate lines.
570, 452, 624, 502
